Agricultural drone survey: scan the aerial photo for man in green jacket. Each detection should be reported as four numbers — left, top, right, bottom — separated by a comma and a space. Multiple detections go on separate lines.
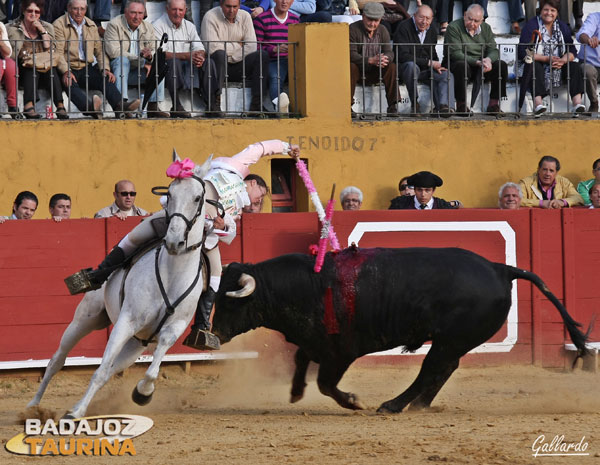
444, 4, 507, 115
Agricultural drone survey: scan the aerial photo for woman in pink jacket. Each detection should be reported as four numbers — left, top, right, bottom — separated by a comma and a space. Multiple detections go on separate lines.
66, 140, 299, 350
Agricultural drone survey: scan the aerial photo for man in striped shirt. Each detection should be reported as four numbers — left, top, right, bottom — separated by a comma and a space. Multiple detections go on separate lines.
254, 0, 298, 107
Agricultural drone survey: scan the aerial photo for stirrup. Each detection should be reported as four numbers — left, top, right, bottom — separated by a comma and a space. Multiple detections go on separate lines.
64, 269, 103, 295
183, 328, 221, 351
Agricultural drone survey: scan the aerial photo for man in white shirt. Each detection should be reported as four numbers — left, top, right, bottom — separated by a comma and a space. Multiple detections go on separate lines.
153, 0, 219, 118
201, 0, 270, 114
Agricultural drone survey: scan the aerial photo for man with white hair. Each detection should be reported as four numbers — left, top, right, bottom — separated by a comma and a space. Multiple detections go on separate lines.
498, 182, 522, 209
53, 0, 140, 118
340, 186, 363, 210
444, 3, 507, 115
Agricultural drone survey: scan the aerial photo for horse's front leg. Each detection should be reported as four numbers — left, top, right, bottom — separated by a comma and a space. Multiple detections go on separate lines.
67, 316, 138, 419
29, 290, 109, 408
133, 319, 188, 404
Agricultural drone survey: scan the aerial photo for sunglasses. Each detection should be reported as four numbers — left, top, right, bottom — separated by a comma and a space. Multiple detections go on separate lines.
119, 191, 137, 197
399, 184, 414, 191
25, 8, 41, 13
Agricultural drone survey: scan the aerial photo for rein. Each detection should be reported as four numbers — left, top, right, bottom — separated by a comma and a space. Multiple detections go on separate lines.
151, 174, 207, 252
135, 241, 205, 347
136, 173, 209, 346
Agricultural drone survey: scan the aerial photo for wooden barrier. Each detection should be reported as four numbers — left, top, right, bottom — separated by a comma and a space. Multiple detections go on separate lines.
0, 209, 598, 370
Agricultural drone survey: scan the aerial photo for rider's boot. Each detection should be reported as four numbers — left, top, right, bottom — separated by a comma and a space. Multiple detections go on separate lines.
64, 247, 127, 295
183, 288, 221, 350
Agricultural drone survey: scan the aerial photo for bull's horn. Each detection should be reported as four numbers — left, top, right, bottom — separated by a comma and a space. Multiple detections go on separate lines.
226, 273, 256, 298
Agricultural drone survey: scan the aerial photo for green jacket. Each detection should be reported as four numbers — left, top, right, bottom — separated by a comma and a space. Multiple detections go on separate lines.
577, 178, 596, 206
444, 19, 499, 67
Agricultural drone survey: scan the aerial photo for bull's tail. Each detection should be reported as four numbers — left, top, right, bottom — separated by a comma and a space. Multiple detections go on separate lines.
505, 265, 590, 356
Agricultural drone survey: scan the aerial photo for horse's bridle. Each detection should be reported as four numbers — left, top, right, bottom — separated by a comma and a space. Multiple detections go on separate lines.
151, 174, 207, 252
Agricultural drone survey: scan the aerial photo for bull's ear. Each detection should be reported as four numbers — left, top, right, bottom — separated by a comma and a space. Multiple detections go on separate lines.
194, 154, 212, 178
172, 148, 181, 162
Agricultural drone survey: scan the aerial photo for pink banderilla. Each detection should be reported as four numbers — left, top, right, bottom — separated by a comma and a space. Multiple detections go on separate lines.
294, 158, 341, 256
314, 189, 337, 273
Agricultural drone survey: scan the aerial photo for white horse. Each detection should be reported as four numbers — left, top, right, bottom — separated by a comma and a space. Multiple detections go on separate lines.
28, 153, 212, 419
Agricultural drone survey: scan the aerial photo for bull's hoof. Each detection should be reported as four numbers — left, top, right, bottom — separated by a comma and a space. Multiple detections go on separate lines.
290, 393, 303, 403
376, 400, 402, 414
347, 393, 366, 410
132, 386, 153, 406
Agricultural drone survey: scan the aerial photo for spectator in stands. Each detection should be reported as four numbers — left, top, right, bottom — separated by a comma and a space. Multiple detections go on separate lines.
254, 0, 299, 109
576, 158, 600, 206
49, 193, 71, 221
104, 0, 160, 116
95, 180, 149, 219
498, 182, 522, 209
289, 0, 332, 23
154, 0, 219, 118
0, 20, 18, 118
589, 183, 600, 209
7, 0, 69, 120
444, 4, 508, 115
350, 2, 398, 115
201, 0, 270, 114
242, 0, 271, 18
394, 5, 454, 116
41, 0, 69, 23
53, 0, 141, 118
398, 176, 414, 196
577, 12, 600, 114
505, 0, 525, 35
331, 0, 361, 24
0, 191, 38, 223
518, 0, 585, 116
340, 186, 363, 210
389, 171, 462, 209
519, 155, 583, 208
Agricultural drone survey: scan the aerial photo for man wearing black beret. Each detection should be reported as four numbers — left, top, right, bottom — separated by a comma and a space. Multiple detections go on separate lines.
388, 171, 463, 209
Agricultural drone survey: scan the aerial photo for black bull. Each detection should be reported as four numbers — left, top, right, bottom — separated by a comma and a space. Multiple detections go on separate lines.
212, 247, 588, 413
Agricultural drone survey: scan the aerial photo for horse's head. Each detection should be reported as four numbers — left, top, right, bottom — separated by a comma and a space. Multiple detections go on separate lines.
163, 150, 212, 255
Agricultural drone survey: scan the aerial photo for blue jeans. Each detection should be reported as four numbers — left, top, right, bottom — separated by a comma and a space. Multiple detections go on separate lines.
269, 58, 288, 101
110, 57, 148, 100
92, 0, 111, 21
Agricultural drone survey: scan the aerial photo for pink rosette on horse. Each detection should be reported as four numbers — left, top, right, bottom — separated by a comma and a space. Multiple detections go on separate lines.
166, 158, 195, 179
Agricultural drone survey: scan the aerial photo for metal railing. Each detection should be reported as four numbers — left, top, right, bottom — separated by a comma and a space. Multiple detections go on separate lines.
1, 37, 298, 119
350, 40, 594, 119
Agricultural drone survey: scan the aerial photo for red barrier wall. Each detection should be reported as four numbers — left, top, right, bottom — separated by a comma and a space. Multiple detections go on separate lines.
0, 210, 597, 369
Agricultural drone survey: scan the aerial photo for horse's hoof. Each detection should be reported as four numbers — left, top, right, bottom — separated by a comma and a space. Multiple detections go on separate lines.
132, 386, 153, 406
62, 412, 76, 420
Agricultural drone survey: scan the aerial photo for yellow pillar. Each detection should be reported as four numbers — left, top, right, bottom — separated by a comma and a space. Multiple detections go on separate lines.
288, 23, 350, 121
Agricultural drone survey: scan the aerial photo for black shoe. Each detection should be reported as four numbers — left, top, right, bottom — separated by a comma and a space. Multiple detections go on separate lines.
146, 102, 170, 118
64, 246, 126, 294
56, 106, 69, 120
170, 102, 191, 118
8, 106, 21, 119
23, 105, 41, 119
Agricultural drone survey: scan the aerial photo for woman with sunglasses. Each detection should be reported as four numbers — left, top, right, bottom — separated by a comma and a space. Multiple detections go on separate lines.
7, 0, 69, 119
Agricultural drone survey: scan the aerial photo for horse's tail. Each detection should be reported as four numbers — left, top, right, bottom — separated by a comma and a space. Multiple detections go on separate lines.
504, 265, 591, 357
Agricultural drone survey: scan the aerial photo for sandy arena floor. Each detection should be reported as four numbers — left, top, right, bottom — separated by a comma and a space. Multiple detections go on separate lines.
1, 335, 599, 465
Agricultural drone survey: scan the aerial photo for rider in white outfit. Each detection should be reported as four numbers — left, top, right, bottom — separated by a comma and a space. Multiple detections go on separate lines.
65, 140, 300, 350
